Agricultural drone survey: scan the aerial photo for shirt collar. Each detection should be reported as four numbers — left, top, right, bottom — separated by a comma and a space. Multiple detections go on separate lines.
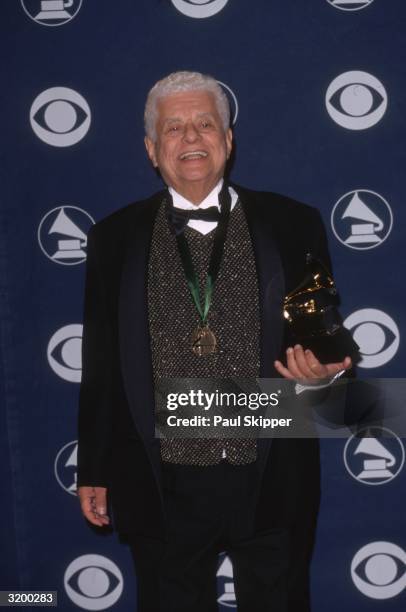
168, 179, 223, 211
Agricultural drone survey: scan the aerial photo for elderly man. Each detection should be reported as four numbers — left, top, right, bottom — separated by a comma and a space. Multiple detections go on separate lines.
77, 71, 352, 612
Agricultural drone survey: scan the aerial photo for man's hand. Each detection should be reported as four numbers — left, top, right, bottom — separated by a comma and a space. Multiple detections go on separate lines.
274, 344, 352, 383
78, 486, 110, 527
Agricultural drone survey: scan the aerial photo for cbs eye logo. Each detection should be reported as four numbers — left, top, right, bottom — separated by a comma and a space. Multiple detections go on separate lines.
64, 554, 123, 610
351, 542, 406, 599
171, 0, 229, 19
47, 324, 82, 382
344, 309, 399, 368
217, 81, 239, 125
326, 71, 387, 130
326, 0, 374, 11
30, 87, 91, 146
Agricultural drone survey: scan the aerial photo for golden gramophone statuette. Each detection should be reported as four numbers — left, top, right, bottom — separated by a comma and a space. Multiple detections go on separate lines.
283, 254, 359, 362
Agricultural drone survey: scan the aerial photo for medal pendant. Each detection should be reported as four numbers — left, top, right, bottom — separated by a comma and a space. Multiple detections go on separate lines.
191, 324, 217, 356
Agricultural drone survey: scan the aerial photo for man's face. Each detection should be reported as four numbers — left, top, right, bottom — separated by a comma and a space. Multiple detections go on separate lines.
145, 90, 232, 200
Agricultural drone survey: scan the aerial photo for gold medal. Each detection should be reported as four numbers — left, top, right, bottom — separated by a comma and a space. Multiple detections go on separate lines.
191, 324, 217, 356
167, 185, 231, 357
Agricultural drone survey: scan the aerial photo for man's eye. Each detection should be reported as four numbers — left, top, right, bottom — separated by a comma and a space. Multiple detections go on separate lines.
201, 121, 212, 128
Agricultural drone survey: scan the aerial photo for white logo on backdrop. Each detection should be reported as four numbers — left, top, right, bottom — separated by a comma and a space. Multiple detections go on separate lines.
171, 0, 229, 19
327, 0, 374, 11
55, 440, 78, 495
344, 428, 405, 485
217, 81, 239, 125
30, 87, 91, 146
351, 542, 406, 599
47, 324, 83, 382
65, 554, 123, 610
331, 190, 393, 250
21, 0, 82, 26
217, 554, 236, 608
326, 71, 387, 129
344, 310, 400, 368
38, 206, 94, 265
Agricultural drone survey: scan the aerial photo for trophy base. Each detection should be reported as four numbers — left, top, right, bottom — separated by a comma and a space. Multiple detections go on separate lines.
298, 327, 360, 365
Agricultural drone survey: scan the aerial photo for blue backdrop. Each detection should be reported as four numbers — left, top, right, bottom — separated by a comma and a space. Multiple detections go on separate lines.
1, 0, 405, 610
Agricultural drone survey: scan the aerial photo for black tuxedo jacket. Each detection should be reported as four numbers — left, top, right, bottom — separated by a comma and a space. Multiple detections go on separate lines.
77, 185, 329, 537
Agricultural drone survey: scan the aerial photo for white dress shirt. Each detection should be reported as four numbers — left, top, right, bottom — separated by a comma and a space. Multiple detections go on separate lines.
169, 179, 238, 235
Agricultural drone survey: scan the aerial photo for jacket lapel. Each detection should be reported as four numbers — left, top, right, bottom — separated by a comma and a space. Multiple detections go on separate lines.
236, 186, 286, 376
119, 194, 162, 445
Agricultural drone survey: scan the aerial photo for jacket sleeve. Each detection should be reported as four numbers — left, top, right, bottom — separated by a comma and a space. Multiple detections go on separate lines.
77, 225, 114, 487
311, 207, 333, 274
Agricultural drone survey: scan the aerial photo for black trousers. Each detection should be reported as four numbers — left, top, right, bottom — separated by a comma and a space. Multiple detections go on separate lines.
128, 460, 291, 612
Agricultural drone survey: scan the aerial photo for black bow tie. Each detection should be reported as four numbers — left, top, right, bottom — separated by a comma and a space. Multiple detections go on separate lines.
166, 203, 222, 236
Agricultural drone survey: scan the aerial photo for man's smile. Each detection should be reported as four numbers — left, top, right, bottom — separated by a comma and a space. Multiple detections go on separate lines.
179, 150, 209, 161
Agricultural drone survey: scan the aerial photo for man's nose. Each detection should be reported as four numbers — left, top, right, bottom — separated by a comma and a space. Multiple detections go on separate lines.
182, 122, 201, 143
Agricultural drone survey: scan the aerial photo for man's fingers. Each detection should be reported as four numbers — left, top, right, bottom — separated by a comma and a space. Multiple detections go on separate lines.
343, 356, 352, 369
286, 346, 306, 380
94, 488, 108, 515
79, 492, 104, 526
78, 486, 110, 527
303, 349, 329, 378
274, 359, 295, 380
294, 346, 320, 379
325, 356, 352, 377
92, 487, 110, 524
275, 347, 314, 381
275, 350, 353, 382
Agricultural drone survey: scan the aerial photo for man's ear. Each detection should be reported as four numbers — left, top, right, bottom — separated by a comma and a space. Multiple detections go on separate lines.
144, 136, 158, 167
225, 128, 233, 160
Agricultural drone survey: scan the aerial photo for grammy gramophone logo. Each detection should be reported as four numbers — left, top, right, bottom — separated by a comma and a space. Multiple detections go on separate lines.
331, 190, 393, 250
344, 427, 405, 485
217, 554, 236, 608
38, 206, 94, 265
21, 0, 83, 26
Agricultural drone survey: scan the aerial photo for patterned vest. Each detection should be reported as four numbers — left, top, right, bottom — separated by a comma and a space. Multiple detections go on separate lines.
148, 197, 260, 465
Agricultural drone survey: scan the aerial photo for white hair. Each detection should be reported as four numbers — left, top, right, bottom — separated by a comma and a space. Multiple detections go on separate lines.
144, 70, 230, 141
